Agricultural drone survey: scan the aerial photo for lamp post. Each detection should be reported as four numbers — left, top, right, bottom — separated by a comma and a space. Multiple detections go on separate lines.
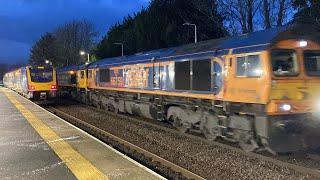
80, 51, 90, 63
183, 23, 197, 43
114, 42, 124, 56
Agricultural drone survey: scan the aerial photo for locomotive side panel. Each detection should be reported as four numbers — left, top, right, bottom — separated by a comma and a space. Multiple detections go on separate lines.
224, 51, 271, 105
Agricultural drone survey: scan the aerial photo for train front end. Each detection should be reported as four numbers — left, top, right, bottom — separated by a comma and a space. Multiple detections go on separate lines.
266, 39, 320, 152
26, 66, 57, 101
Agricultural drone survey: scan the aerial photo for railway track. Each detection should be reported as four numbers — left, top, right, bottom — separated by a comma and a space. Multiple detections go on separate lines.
46, 101, 320, 179
85, 104, 320, 175
47, 106, 206, 180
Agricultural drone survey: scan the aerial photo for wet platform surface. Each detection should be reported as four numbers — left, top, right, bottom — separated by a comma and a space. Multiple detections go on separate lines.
0, 87, 163, 180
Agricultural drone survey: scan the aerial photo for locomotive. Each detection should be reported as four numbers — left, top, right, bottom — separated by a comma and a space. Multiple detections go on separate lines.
57, 25, 320, 153
3, 65, 57, 101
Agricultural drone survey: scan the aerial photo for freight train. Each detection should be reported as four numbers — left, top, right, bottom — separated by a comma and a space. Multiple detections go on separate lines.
57, 25, 320, 153
3, 65, 57, 101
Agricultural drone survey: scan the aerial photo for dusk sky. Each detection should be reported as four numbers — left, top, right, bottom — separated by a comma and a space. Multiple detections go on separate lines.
0, 0, 150, 64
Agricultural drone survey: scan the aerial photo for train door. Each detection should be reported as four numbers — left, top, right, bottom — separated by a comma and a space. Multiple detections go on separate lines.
77, 70, 86, 89
213, 58, 224, 97
153, 61, 161, 89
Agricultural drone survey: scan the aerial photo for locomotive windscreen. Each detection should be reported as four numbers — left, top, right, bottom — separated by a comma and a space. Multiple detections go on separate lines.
30, 67, 53, 83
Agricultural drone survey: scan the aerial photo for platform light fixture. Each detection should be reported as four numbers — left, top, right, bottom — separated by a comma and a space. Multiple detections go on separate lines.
114, 42, 124, 56
183, 22, 197, 44
80, 50, 90, 63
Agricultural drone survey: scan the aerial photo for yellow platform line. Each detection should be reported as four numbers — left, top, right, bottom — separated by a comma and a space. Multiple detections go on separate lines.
2, 89, 108, 180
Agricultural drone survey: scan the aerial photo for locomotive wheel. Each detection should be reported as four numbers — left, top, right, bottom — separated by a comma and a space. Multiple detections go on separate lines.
236, 130, 259, 152
203, 116, 219, 141
173, 117, 189, 133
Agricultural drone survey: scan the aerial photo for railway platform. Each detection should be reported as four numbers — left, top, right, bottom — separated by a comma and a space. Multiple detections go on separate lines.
0, 87, 163, 180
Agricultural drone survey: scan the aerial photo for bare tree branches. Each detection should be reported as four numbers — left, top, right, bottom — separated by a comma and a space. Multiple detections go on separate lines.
30, 19, 97, 67
218, 0, 292, 34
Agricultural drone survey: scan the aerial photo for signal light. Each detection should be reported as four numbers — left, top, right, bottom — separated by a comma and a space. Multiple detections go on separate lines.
51, 85, 57, 90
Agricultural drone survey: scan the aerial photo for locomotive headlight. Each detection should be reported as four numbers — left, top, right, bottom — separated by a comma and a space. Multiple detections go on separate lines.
299, 40, 308, 48
280, 104, 292, 111
314, 100, 320, 111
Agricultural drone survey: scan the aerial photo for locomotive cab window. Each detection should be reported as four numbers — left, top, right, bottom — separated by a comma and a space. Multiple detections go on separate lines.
236, 55, 262, 77
99, 68, 110, 83
175, 61, 191, 90
272, 49, 299, 76
304, 50, 320, 76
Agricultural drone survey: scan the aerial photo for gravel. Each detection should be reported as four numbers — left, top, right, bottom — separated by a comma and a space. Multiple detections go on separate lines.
53, 103, 320, 180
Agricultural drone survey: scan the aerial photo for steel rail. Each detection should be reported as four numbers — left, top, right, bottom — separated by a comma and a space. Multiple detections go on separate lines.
53, 104, 320, 178
48, 106, 206, 180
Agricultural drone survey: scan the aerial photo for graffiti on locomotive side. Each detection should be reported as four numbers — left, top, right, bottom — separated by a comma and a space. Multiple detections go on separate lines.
110, 69, 125, 87
125, 66, 150, 88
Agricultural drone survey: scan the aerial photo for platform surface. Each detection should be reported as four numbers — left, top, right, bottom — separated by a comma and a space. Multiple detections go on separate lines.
0, 87, 163, 180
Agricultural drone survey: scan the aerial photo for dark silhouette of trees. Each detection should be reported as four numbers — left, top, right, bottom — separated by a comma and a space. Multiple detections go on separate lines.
29, 0, 320, 67
29, 19, 97, 67
95, 0, 227, 59
293, 0, 320, 28
29, 33, 56, 66
0, 64, 8, 81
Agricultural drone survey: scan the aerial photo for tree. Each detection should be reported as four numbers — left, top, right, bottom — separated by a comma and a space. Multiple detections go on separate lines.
261, 0, 291, 29
95, 0, 227, 59
29, 19, 97, 67
0, 64, 8, 81
217, 0, 262, 33
29, 33, 56, 66
54, 19, 98, 66
293, 0, 320, 28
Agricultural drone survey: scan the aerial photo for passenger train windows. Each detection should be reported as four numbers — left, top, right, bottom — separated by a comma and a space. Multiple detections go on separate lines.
304, 50, 320, 76
236, 55, 262, 77
99, 69, 110, 83
175, 61, 191, 90
192, 59, 211, 91
30, 67, 53, 82
271, 49, 299, 76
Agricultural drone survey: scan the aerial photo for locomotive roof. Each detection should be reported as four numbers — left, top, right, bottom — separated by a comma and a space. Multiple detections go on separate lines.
59, 25, 317, 72
57, 65, 79, 72
88, 26, 288, 68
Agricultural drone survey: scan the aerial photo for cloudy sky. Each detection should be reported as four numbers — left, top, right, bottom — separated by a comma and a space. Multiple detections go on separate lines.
0, 0, 150, 64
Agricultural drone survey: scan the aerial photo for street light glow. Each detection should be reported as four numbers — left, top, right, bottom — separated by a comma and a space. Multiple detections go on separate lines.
80, 51, 86, 55
79, 50, 90, 63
